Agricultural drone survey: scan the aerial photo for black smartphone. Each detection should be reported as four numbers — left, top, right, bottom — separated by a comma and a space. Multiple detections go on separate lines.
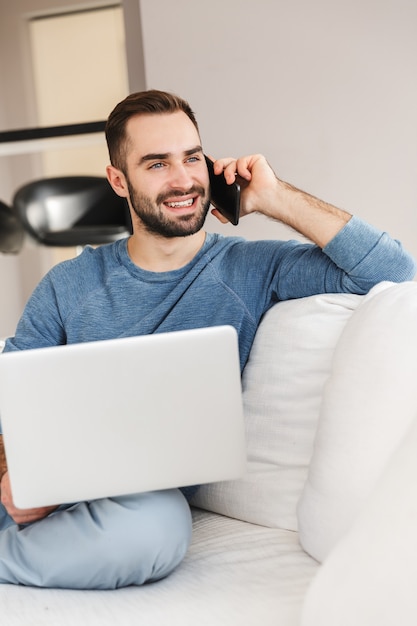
205, 155, 240, 226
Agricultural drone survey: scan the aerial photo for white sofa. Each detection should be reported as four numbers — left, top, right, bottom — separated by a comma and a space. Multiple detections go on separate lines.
1, 280, 417, 625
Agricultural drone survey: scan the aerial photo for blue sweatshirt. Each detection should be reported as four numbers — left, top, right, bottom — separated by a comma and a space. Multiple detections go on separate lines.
3, 216, 416, 369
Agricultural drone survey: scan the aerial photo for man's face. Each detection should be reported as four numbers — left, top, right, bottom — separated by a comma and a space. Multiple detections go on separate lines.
122, 111, 210, 238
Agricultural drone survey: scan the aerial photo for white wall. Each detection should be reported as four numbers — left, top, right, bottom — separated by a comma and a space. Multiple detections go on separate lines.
136, 0, 417, 249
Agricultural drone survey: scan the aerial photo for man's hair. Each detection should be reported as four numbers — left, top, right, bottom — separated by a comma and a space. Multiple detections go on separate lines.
105, 89, 200, 171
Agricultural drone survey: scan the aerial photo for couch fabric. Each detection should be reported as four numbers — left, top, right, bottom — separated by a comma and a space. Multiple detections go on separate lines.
298, 281, 417, 561
0, 510, 318, 626
191, 291, 363, 530
301, 416, 417, 626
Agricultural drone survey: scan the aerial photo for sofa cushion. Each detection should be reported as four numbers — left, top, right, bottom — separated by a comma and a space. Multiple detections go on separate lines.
298, 281, 417, 561
0, 509, 319, 626
191, 292, 363, 530
301, 413, 417, 626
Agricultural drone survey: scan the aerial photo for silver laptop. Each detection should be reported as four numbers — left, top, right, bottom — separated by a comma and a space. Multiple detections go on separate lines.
0, 326, 246, 508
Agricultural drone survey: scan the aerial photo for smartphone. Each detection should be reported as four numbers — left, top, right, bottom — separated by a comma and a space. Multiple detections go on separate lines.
205, 155, 240, 226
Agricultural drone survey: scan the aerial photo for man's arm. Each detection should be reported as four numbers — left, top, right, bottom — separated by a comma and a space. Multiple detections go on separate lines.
212, 153, 351, 248
0, 435, 7, 482
211, 153, 416, 292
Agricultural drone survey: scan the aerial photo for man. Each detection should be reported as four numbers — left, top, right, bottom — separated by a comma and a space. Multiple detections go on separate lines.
0, 90, 415, 590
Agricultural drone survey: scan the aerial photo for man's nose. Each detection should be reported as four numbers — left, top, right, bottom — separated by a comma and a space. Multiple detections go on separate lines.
169, 164, 194, 189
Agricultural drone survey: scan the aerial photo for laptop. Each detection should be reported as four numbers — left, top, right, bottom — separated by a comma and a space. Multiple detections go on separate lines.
0, 326, 246, 508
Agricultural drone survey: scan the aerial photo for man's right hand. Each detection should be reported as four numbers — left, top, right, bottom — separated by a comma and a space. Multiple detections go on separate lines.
212, 154, 351, 249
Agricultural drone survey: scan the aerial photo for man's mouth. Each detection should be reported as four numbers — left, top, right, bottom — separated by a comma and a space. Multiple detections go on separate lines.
165, 198, 195, 209
157, 185, 206, 214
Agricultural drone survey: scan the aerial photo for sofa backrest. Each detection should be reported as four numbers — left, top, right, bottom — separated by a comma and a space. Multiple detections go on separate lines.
298, 280, 417, 560
191, 290, 366, 530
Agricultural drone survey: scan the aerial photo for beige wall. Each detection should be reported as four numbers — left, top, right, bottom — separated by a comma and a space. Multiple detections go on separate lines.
135, 0, 417, 249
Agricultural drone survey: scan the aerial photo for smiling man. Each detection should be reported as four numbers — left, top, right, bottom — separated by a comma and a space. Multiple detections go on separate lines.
0, 89, 415, 590
105, 97, 212, 271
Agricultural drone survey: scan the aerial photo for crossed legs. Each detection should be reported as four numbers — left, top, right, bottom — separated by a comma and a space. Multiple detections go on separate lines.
0, 488, 192, 589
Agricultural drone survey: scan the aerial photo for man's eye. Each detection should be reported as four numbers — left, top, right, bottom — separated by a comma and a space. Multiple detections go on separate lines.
149, 162, 164, 169
187, 156, 200, 163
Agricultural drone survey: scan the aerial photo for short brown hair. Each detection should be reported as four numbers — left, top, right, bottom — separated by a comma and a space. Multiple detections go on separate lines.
105, 89, 200, 171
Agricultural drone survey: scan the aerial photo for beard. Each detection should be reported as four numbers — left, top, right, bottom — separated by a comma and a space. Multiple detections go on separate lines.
126, 178, 211, 238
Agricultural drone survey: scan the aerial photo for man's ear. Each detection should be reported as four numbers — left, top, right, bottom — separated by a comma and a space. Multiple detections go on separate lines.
106, 165, 129, 198
210, 207, 229, 224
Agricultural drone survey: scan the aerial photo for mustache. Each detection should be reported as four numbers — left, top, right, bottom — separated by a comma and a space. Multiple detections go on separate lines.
156, 185, 206, 205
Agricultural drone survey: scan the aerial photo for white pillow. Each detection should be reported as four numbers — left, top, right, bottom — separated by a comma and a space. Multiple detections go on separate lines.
191, 292, 363, 530
301, 413, 417, 626
298, 281, 417, 561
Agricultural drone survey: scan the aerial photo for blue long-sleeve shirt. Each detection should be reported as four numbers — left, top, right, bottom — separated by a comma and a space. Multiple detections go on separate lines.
4, 217, 416, 372
1, 215, 415, 498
